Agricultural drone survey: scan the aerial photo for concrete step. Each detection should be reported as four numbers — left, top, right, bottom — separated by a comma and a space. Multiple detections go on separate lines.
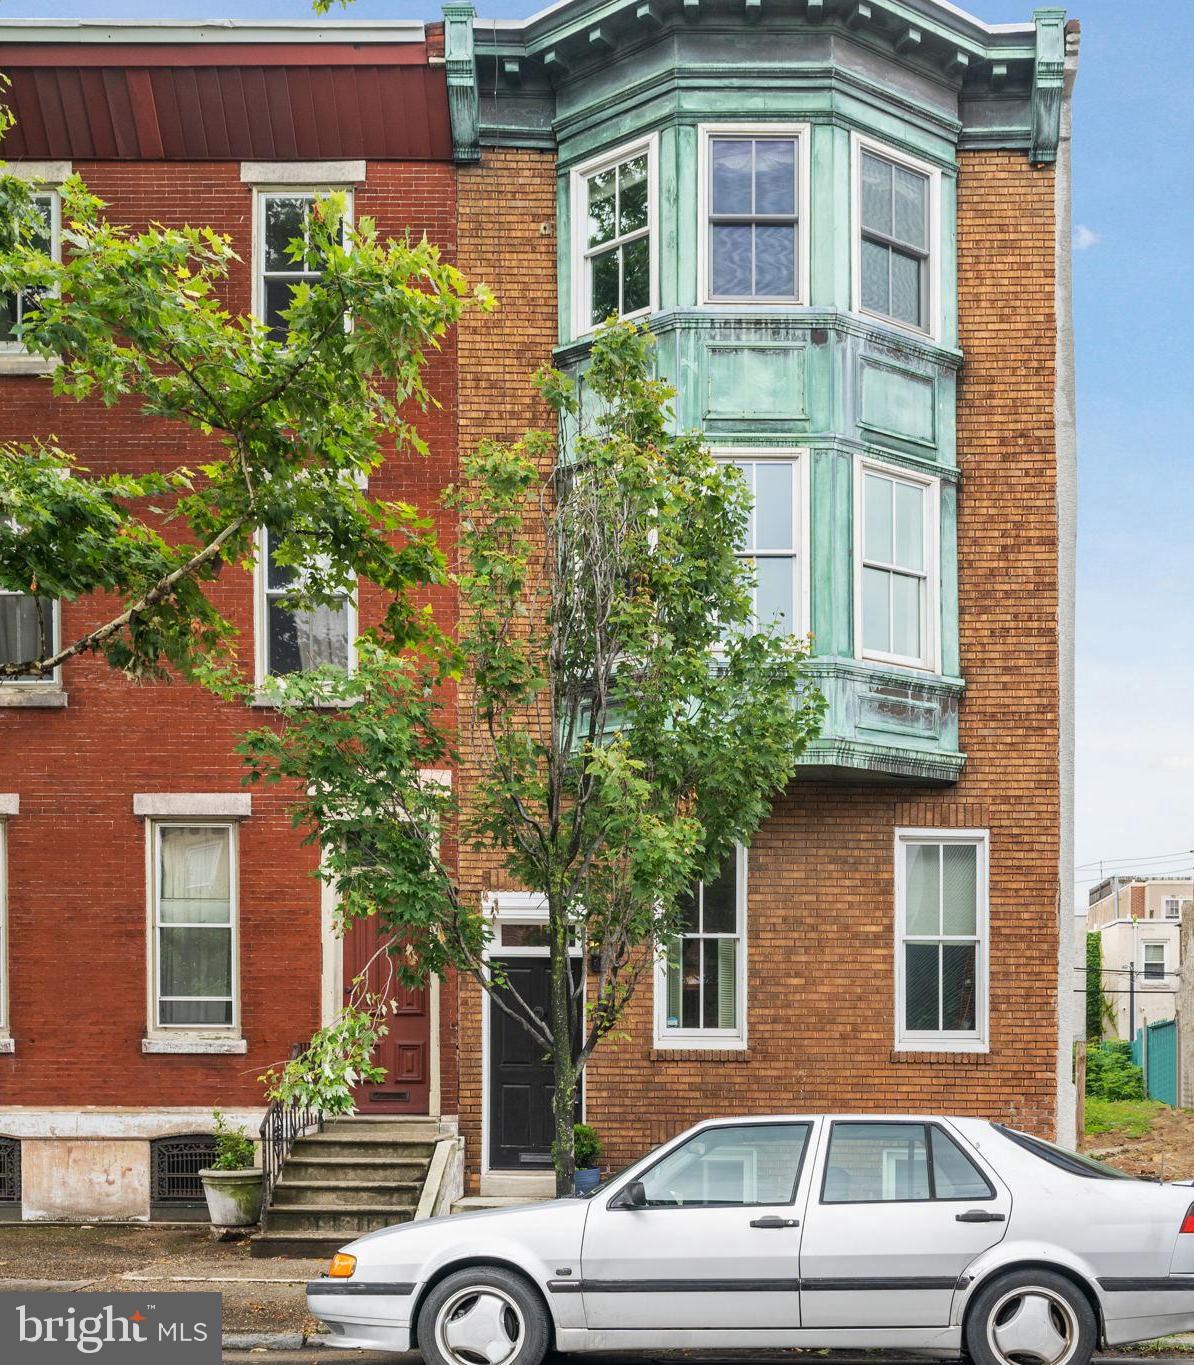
322, 1118, 445, 1141
264, 1203, 416, 1235
289, 1135, 438, 1163
282, 1156, 430, 1184
251, 1230, 360, 1260
272, 1179, 422, 1208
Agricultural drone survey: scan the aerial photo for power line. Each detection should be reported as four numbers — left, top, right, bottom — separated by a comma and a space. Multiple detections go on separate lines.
1076, 850, 1194, 871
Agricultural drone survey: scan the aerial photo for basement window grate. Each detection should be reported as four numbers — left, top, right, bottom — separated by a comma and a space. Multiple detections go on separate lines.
150, 1135, 219, 1221
0, 1137, 20, 1220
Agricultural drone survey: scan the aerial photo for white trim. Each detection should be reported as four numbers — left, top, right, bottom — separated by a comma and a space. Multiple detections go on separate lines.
250, 184, 355, 328
241, 160, 366, 186
0, 188, 61, 362
850, 132, 942, 343
894, 827, 990, 1053
1, 162, 71, 184
0, 20, 426, 42
714, 447, 811, 639
569, 132, 658, 340
133, 793, 251, 819
0, 817, 8, 1038
0, 596, 62, 686
653, 844, 749, 1051
141, 1037, 247, 1055
853, 454, 941, 674
145, 820, 240, 1040
697, 123, 811, 308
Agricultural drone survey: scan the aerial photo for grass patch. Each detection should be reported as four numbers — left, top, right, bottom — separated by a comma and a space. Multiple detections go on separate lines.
1085, 1097, 1166, 1138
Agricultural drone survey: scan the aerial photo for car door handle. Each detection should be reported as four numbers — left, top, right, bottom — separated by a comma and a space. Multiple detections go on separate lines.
955, 1209, 1006, 1223
749, 1215, 800, 1229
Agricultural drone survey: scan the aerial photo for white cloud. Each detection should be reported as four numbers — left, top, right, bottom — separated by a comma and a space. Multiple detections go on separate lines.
1073, 224, 1101, 251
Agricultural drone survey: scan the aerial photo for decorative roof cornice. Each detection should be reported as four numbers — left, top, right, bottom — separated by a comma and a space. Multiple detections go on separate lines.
445, 3, 482, 163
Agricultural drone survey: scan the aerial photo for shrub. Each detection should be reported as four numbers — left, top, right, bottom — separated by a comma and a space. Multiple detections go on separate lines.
573, 1123, 604, 1170
1086, 1040, 1146, 1102
210, 1110, 257, 1171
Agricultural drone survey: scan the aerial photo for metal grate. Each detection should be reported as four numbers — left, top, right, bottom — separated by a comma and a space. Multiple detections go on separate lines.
0, 1138, 20, 1220
150, 1136, 218, 1219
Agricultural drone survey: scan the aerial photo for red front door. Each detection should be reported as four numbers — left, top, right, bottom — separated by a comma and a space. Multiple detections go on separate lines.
342, 915, 431, 1114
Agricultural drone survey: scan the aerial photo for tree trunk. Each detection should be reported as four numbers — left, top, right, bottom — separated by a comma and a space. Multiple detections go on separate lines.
549, 924, 578, 1198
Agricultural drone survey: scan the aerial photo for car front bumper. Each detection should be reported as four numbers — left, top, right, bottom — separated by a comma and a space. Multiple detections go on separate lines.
306, 1280, 415, 1353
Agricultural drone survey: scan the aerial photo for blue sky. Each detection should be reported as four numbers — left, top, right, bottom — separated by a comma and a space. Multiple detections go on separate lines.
3, 0, 1189, 907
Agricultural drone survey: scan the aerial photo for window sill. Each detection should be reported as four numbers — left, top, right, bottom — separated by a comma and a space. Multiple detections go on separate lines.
142, 1037, 247, 1055
891, 1046, 991, 1064
0, 686, 67, 708
0, 352, 58, 377
650, 1046, 751, 1063
0, 1038, 13, 1055
250, 689, 353, 711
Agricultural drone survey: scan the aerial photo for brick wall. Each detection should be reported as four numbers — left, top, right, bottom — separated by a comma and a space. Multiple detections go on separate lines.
0, 159, 460, 1111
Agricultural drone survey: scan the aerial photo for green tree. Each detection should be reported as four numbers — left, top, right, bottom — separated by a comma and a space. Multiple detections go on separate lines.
1085, 930, 1105, 1043
243, 323, 825, 1194
0, 163, 487, 683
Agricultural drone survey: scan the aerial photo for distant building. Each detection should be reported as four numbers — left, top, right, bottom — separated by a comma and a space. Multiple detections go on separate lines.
1088, 876, 1193, 1039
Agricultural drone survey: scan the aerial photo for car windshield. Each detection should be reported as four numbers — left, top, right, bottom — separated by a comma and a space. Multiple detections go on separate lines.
994, 1124, 1139, 1180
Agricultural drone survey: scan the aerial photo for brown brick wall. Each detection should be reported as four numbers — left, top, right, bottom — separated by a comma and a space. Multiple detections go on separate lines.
452, 147, 1062, 1182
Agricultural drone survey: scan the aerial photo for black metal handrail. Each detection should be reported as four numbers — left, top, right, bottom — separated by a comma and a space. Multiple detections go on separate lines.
259, 1044, 323, 1212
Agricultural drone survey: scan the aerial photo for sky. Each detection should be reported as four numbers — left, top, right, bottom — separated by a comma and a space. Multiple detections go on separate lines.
2, 0, 1190, 909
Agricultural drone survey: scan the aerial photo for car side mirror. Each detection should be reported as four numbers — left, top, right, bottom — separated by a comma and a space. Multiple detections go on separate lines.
611, 1179, 646, 1209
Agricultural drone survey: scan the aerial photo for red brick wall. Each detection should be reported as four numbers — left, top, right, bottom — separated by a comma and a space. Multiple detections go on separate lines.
0, 159, 460, 1111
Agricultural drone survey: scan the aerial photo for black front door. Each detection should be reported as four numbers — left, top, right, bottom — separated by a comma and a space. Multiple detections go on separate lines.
488, 956, 580, 1170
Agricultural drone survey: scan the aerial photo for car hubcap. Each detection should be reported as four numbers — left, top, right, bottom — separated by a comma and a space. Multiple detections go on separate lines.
988, 1287, 1080, 1365
436, 1286, 525, 1365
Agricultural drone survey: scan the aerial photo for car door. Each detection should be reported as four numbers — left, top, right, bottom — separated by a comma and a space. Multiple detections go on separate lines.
579, 1119, 816, 1330
799, 1119, 1011, 1328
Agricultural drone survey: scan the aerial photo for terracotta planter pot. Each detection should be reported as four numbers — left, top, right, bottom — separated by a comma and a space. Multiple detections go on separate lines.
199, 1168, 264, 1227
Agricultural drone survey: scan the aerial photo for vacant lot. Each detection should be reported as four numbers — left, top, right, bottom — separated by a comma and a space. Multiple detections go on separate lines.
1083, 1100, 1194, 1180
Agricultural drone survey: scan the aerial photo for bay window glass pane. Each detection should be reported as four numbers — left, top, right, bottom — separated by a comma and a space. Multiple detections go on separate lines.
754, 140, 796, 215
905, 843, 940, 936
587, 168, 617, 248
711, 224, 752, 297
862, 567, 890, 653
618, 156, 649, 235
890, 249, 923, 327
861, 239, 889, 315
755, 224, 795, 296
0, 595, 54, 677
160, 927, 232, 1000
702, 855, 737, 933
159, 828, 231, 924
590, 247, 619, 324
711, 138, 752, 214
863, 474, 893, 563
755, 556, 794, 630
893, 166, 927, 249
905, 943, 939, 1031
754, 462, 793, 550
942, 844, 978, 935
941, 944, 977, 1030
621, 235, 651, 314
861, 153, 892, 235
681, 936, 700, 1028
894, 482, 925, 571
891, 572, 922, 659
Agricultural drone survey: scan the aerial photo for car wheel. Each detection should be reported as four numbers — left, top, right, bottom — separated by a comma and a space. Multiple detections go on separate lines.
966, 1269, 1096, 1365
417, 1266, 549, 1365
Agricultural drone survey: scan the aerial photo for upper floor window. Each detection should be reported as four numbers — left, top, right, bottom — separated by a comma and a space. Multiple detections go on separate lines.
1165, 896, 1181, 920
657, 846, 746, 1048
895, 829, 989, 1052
257, 527, 355, 680
254, 190, 349, 341
702, 128, 806, 303
720, 452, 805, 636
1143, 942, 1166, 981
0, 190, 58, 352
854, 140, 937, 335
857, 461, 937, 671
0, 592, 57, 684
572, 137, 654, 334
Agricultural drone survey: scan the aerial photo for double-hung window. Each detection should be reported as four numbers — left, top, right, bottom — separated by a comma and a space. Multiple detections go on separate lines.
574, 138, 654, 332
1143, 942, 1166, 981
856, 141, 935, 334
657, 847, 746, 1046
1164, 897, 1181, 920
255, 190, 348, 341
704, 129, 805, 302
858, 462, 937, 670
0, 817, 8, 1042
896, 830, 989, 1051
0, 591, 57, 684
720, 453, 804, 636
1, 190, 58, 351
258, 527, 355, 679
151, 823, 237, 1031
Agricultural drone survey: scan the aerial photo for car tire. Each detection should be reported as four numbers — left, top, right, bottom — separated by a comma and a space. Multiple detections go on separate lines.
416, 1265, 550, 1365
965, 1268, 1097, 1365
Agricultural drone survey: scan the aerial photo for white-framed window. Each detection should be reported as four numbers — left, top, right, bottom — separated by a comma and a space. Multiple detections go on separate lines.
148, 821, 238, 1033
1, 189, 59, 352
656, 846, 747, 1049
571, 135, 656, 336
1164, 896, 1181, 920
855, 458, 939, 671
0, 591, 59, 684
255, 526, 356, 682
1143, 942, 1166, 981
699, 124, 810, 305
852, 135, 940, 338
895, 829, 989, 1052
0, 817, 8, 1039
252, 188, 351, 340
717, 449, 808, 637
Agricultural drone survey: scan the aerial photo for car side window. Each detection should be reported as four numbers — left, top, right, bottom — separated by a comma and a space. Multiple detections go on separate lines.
930, 1125, 995, 1199
822, 1122, 994, 1203
636, 1123, 810, 1207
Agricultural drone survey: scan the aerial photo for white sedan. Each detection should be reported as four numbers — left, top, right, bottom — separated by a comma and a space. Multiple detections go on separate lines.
308, 1114, 1194, 1365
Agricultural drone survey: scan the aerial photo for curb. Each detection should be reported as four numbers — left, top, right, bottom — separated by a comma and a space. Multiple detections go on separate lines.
222, 1332, 312, 1351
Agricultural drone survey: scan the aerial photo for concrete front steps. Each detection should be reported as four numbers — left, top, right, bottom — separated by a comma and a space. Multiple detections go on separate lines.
252, 1116, 447, 1259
